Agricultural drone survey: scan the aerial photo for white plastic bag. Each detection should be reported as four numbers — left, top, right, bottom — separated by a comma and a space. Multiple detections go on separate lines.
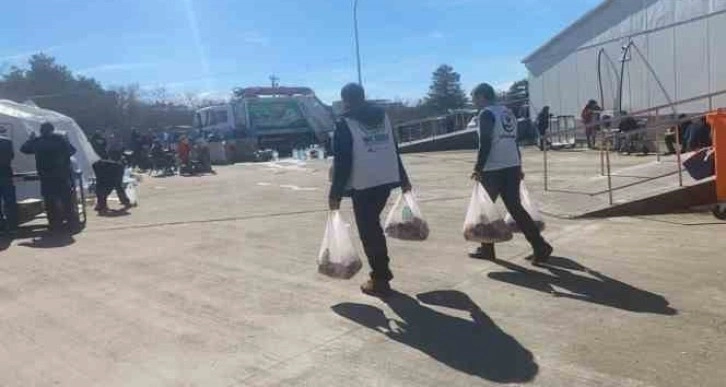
124, 181, 139, 207
504, 182, 545, 233
384, 191, 430, 241
317, 210, 363, 279
463, 183, 513, 243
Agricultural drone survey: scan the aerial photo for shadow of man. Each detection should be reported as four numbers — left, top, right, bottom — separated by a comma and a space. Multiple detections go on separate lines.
488, 256, 677, 315
18, 231, 75, 249
98, 209, 130, 218
332, 290, 538, 383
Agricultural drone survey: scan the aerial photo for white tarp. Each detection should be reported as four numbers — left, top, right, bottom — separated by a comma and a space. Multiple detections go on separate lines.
0, 99, 99, 200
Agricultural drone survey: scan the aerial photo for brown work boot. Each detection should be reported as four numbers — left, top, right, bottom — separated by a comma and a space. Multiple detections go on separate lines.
360, 279, 392, 298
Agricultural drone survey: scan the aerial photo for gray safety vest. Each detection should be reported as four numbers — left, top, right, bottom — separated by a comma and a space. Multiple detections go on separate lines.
344, 115, 400, 191
481, 105, 521, 172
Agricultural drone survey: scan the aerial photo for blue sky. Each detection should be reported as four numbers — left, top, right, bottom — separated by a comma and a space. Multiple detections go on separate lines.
0, 0, 600, 104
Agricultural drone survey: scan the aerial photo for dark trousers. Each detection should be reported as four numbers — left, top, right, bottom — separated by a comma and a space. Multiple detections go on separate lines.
352, 186, 393, 281
96, 183, 130, 210
664, 133, 685, 154
481, 166, 546, 249
0, 184, 18, 231
41, 178, 76, 230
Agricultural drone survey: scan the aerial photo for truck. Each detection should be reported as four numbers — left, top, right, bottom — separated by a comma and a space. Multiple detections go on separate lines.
193, 87, 335, 156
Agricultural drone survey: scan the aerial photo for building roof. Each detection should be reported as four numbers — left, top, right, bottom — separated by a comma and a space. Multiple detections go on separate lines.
522, 0, 612, 64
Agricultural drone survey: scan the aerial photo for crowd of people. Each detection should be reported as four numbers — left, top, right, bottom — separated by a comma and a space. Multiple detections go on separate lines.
0, 123, 224, 236
0, 123, 80, 235
90, 128, 215, 178
530, 99, 714, 156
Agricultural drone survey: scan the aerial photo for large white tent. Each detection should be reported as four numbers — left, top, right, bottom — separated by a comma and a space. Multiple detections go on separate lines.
0, 99, 99, 200
524, 0, 726, 119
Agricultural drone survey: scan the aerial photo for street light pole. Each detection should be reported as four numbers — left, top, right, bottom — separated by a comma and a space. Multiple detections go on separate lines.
353, 0, 363, 86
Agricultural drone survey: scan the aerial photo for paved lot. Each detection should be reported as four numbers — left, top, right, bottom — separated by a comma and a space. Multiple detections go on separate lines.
1, 149, 725, 386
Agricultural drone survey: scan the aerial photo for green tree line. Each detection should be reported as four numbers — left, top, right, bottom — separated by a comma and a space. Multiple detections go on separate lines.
0, 54, 195, 137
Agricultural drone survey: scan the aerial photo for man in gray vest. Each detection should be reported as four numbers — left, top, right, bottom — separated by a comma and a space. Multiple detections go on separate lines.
470, 83, 553, 263
329, 83, 412, 298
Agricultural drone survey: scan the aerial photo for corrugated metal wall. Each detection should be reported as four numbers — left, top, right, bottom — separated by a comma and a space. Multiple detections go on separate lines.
527, 0, 726, 119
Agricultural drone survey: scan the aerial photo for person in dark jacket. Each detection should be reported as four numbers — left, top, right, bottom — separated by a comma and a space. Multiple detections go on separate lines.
329, 83, 412, 298
90, 130, 108, 159
93, 150, 131, 213
20, 122, 78, 231
686, 116, 712, 151
470, 83, 552, 263
0, 135, 18, 233
664, 114, 691, 155
536, 106, 551, 151
581, 100, 601, 149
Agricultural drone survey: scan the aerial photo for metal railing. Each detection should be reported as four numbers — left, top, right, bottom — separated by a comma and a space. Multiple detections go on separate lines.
542, 89, 725, 206
396, 111, 477, 144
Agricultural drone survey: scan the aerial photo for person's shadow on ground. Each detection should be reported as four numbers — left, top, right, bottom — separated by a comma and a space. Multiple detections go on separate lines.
332, 290, 538, 383
17, 231, 75, 249
97, 209, 130, 218
488, 256, 677, 315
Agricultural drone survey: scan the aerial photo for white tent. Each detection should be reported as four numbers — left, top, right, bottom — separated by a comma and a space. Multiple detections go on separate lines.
0, 99, 100, 200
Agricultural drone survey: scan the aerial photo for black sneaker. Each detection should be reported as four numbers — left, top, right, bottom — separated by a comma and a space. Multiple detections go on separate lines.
469, 244, 496, 260
532, 243, 553, 264
361, 279, 392, 298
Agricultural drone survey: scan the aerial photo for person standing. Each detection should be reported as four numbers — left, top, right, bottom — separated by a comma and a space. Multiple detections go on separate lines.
329, 83, 412, 298
92, 150, 131, 213
0, 135, 18, 234
664, 114, 691, 155
178, 136, 192, 172
536, 106, 551, 151
20, 122, 78, 232
90, 130, 108, 159
469, 83, 553, 263
581, 100, 601, 149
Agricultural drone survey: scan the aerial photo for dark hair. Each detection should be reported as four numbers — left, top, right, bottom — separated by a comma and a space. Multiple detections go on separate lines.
471, 83, 496, 102
341, 83, 365, 105
108, 149, 122, 161
40, 122, 54, 134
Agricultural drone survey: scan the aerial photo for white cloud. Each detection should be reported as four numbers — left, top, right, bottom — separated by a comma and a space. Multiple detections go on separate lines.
429, 31, 445, 40
76, 62, 157, 74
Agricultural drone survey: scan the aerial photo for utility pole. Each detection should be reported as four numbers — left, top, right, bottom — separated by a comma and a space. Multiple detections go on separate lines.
269, 75, 279, 89
353, 0, 362, 86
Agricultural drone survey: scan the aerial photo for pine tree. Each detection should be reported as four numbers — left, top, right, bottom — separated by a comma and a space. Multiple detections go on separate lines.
423, 64, 468, 114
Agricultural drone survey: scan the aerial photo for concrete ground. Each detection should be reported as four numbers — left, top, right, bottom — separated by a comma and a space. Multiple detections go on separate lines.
1, 148, 725, 386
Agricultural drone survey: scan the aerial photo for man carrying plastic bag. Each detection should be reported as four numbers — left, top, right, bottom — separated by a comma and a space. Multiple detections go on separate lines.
384, 191, 429, 241
318, 210, 363, 279
328, 83, 413, 298
469, 83, 553, 263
